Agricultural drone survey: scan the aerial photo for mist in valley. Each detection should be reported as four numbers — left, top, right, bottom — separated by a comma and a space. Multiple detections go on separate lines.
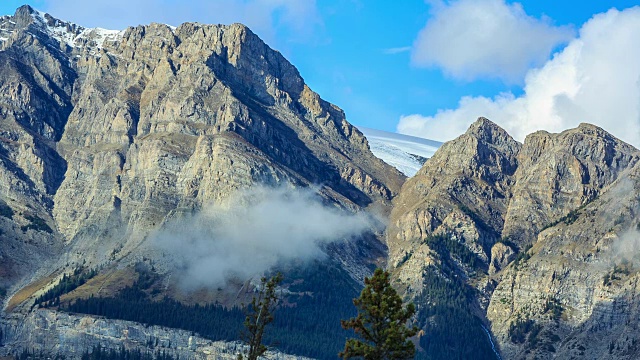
151, 185, 377, 290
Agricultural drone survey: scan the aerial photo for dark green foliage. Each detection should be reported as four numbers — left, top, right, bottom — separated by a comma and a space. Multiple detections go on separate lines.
61, 261, 359, 360
414, 235, 496, 359
561, 209, 580, 225
0, 200, 14, 219
65, 283, 245, 342
240, 273, 283, 360
512, 244, 533, 268
265, 262, 359, 358
508, 317, 537, 344
613, 263, 631, 276
0, 286, 7, 298
459, 205, 492, 234
35, 267, 97, 307
508, 316, 558, 352
21, 214, 53, 233
541, 209, 581, 232
603, 263, 631, 286
340, 268, 418, 360
424, 235, 483, 271
527, 323, 544, 349
543, 297, 563, 321
416, 269, 497, 360
16, 348, 66, 360
496, 237, 517, 250
81, 345, 177, 360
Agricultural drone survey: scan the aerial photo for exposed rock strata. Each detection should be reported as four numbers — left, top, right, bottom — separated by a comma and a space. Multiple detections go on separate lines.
0, 5, 405, 358
0, 309, 309, 359
387, 118, 640, 359
0, 5, 404, 288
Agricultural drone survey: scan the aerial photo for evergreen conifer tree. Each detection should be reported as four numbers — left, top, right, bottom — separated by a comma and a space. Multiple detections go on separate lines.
340, 268, 418, 360
238, 273, 283, 360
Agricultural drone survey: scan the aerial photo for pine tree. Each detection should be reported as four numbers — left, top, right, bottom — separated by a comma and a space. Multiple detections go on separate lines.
340, 268, 418, 360
238, 273, 283, 360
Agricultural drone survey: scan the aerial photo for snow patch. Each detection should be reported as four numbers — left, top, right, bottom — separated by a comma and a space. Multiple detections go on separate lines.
29, 8, 123, 49
357, 127, 442, 177
76, 28, 124, 48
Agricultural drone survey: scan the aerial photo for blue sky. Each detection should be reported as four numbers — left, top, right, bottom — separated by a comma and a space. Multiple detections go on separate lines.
1, 1, 640, 146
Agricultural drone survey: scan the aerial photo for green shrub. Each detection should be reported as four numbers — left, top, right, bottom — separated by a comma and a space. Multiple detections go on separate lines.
0, 200, 14, 219
21, 214, 53, 233
509, 317, 536, 344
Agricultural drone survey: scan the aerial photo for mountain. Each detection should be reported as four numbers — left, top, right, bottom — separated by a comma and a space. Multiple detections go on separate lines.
356, 127, 441, 177
2, 4, 640, 360
387, 117, 640, 359
0, 5, 405, 359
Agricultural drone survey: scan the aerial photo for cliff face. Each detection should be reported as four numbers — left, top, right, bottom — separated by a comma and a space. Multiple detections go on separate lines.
387, 118, 640, 359
387, 118, 520, 293
502, 124, 639, 246
488, 162, 640, 359
0, 5, 406, 358
53, 19, 404, 250
0, 5, 404, 288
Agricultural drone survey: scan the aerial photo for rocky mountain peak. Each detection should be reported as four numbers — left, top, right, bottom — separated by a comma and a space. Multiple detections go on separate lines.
0, 5, 405, 306
387, 117, 640, 359
387, 118, 520, 298
1, 5, 121, 51
466, 116, 518, 148
503, 121, 640, 245
415, 116, 520, 187
12, 5, 39, 28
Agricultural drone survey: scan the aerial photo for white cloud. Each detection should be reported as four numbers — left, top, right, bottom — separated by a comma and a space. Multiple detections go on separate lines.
152, 186, 374, 290
41, 0, 321, 45
399, 7, 640, 148
412, 0, 574, 82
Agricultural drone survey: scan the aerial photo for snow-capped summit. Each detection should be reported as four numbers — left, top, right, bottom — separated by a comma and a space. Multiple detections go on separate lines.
0, 5, 123, 49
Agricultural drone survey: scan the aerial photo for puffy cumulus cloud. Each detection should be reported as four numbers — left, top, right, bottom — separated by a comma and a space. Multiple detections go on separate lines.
412, 0, 574, 82
151, 186, 375, 290
400, 7, 640, 148
41, 0, 321, 45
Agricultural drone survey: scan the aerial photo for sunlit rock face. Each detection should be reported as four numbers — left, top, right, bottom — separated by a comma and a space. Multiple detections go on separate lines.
0, 5, 406, 358
0, 4, 405, 284
387, 117, 640, 359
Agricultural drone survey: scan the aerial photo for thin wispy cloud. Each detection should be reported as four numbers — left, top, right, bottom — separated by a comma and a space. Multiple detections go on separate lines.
412, 0, 574, 83
383, 46, 411, 55
399, 7, 640, 148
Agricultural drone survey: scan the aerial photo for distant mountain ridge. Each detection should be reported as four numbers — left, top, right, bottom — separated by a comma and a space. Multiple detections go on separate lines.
357, 127, 441, 176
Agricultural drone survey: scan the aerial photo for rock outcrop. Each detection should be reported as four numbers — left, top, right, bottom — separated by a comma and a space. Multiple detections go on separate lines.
0, 309, 309, 359
0, 5, 404, 286
388, 117, 520, 293
0, 5, 405, 358
387, 118, 640, 359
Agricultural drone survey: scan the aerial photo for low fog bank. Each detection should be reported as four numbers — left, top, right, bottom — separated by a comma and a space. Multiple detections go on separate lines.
152, 186, 377, 290
609, 227, 640, 268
